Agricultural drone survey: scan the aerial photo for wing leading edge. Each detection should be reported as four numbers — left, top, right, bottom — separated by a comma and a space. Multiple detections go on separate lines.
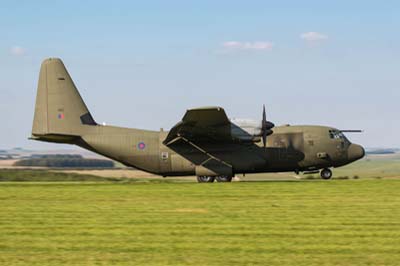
163, 107, 232, 145
163, 106, 269, 176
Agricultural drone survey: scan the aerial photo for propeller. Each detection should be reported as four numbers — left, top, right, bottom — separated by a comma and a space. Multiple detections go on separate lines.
261, 105, 275, 148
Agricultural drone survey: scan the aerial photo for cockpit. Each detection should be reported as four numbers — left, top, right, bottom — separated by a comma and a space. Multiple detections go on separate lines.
329, 129, 350, 144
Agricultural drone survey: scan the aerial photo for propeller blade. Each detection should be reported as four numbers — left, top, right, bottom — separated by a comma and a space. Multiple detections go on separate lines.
262, 105, 266, 126
262, 105, 267, 148
262, 133, 267, 148
261, 105, 275, 148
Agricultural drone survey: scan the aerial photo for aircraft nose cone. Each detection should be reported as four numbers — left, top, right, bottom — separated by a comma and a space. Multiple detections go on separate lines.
348, 144, 365, 162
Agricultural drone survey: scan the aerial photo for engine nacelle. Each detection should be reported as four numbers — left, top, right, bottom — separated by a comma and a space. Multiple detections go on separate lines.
230, 118, 274, 143
230, 118, 260, 141
231, 118, 261, 135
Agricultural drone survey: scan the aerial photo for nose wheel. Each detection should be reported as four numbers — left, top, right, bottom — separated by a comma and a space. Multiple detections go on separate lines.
320, 168, 332, 180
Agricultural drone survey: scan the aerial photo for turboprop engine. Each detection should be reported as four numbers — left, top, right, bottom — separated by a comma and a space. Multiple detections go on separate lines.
230, 118, 263, 136
230, 105, 274, 147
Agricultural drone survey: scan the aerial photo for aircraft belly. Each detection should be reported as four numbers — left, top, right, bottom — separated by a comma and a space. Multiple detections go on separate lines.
210, 146, 266, 172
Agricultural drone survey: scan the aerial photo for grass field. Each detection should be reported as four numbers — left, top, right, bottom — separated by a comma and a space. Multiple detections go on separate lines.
0, 169, 121, 182
1, 180, 400, 265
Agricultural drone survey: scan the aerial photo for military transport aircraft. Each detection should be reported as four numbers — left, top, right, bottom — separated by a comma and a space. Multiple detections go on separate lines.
31, 58, 365, 182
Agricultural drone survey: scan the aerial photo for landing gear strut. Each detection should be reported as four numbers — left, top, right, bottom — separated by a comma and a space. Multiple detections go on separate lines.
196, 176, 233, 183
216, 176, 233, 182
197, 176, 215, 183
320, 168, 332, 180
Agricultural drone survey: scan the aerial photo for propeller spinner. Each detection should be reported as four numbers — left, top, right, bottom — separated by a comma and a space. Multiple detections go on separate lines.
261, 105, 275, 148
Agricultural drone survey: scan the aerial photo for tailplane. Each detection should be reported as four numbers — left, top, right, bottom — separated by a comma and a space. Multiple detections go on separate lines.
32, 58, 96, 141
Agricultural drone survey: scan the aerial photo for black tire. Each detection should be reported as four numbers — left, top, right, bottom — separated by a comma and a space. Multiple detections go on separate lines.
216, 176, 233, 182
320, 168, 332, 180
197, 176, 215, 183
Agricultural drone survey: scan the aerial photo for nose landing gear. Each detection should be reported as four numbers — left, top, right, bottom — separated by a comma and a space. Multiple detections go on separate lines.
320, 168, 332, 180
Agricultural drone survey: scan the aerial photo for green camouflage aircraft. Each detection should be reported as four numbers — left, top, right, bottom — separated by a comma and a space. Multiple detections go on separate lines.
31, 58, 365, 182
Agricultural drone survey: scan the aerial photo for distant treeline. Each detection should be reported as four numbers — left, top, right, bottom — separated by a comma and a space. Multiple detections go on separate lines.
14, 154, 114, 168
366, 150, 396, 155
0, 155, 13, 160
29, 154, 84, 159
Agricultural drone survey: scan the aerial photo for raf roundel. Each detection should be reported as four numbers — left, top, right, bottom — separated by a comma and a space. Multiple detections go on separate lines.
137, 142, 146, 150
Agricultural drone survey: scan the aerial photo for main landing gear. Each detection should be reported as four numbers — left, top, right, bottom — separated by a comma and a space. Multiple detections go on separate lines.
216, 176, 233, 182
320, 168, 332, 180
196, 176, 215, 183
197, 176, 233, 183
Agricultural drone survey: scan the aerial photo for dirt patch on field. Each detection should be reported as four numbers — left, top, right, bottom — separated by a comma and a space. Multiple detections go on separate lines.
0, 160, 20, 168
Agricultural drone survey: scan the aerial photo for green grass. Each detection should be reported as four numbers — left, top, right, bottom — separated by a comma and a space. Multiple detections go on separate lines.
0, 170, 185, 183
0, 169, 120, 182
1, 180, 400, 265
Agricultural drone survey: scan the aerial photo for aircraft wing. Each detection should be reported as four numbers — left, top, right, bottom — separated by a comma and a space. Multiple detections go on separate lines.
163, 106, 232, 145
163, 107, 267, 175
163, 107, 237, 174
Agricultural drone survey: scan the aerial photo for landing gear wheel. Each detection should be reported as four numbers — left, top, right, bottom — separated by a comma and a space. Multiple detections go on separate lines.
197, 176, 215, 183
216, 176, 233, 182
320, 168, 332, 180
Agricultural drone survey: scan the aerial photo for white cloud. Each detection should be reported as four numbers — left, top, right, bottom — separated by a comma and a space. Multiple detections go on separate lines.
10, 46, 26, 56
222, 41, 274, 51
300, 32, 328, 42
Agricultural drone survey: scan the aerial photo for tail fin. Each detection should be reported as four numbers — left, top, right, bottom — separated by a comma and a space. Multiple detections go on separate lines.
32, 58, 96, 139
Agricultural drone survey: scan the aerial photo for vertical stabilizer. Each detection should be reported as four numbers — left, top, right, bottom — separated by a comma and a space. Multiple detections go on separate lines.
32, 58, 96, 137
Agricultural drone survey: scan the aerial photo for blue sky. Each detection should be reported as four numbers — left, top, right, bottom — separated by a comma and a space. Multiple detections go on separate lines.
0, 0, 399, 149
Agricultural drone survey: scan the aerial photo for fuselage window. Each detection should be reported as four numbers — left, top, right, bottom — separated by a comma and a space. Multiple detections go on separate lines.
161, 152, 169, 161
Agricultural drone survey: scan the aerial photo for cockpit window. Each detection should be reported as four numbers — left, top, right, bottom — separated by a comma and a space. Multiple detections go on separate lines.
329, 130, 349, 143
